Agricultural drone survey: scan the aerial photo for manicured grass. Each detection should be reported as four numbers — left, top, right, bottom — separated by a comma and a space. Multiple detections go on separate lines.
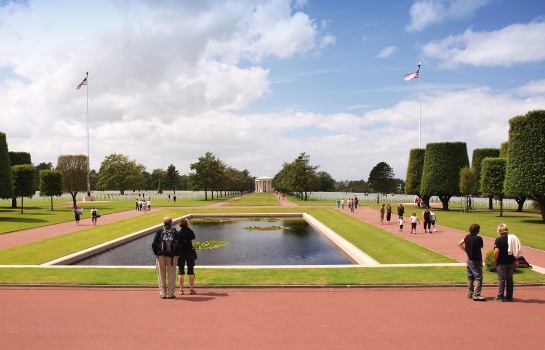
0, 266, 542, 286
222, 192, 281, 206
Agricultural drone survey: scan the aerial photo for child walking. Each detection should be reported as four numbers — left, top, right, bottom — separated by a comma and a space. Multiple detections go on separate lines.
410, 213, 420, 234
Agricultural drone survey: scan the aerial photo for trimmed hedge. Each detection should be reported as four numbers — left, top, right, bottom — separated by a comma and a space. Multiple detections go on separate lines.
504, 110, 545, 220
404, 148, 425, 195
0, 132, 13, 199
471, 148, 500, 195
420, 142, 469, 210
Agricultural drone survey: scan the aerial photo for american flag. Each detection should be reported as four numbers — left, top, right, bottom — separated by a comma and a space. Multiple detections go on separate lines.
76, 77, 87, 90
404, 70, 419, 82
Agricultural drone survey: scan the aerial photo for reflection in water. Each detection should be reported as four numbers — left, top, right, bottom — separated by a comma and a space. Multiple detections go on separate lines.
73, 218, 352, 266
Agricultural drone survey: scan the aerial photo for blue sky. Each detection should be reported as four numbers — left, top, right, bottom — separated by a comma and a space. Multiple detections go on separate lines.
1, 0, 544, 181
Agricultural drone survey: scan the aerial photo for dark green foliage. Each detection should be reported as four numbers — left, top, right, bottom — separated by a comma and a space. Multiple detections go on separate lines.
500, 142, 509, 158
471, 148, 500, 195
189, 152, 224, 200
0, 132, 13, 199
273, 152, 319, 200
39, 170, 63, 211
316, 171, 335, 192
157, 178, 163, 193
504, 110, 545, 221
485, 248, 496, 272
367, 162, 396, 193
404, 148, 425, 195
9, 151, 31, 166
12, 164, 36, 214
420, 142, 469, 210
481, 158, 506, 197
481, 158, 506, 216
56, 154, 89, 208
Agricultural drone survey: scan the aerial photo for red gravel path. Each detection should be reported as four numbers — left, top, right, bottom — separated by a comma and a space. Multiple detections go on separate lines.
1, 285, 545, 350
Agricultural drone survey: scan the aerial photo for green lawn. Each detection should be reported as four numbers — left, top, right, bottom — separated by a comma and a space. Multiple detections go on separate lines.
1, 193, 544, 286
0, 196, 232, 234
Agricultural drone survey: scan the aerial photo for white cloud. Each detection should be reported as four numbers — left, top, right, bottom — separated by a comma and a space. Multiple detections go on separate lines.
377, 46, 397, 58
513, 79, 545, 96
406, 0, 494, 32
422, 21, 545, 67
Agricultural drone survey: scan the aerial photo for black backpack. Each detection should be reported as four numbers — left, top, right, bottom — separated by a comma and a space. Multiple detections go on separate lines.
159, 227, 178, 257
515, 256, 532, 268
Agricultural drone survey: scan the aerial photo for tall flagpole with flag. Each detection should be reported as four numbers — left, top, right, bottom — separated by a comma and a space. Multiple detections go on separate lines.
77, 72, 91, 197
404, 62, 422, 148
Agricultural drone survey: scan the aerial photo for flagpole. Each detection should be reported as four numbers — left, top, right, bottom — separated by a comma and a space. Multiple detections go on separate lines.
86, 72, 91, 196
418, 62, 421, 149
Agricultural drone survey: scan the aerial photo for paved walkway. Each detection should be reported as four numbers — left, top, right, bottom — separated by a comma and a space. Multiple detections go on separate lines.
1, 285, 544, 350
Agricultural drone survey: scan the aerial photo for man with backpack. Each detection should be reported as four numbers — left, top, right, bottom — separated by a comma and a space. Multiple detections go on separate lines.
152, 216, 180, 299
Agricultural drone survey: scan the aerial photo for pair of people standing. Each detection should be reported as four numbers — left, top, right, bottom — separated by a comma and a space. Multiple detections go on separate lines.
458, 223, 521, 302
152, 216, 197, 299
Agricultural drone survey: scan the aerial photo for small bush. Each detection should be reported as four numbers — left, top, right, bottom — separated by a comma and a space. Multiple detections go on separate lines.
485, 248, 496, 272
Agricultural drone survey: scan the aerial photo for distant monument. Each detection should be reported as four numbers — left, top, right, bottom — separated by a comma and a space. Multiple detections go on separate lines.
255, 176, 273, 193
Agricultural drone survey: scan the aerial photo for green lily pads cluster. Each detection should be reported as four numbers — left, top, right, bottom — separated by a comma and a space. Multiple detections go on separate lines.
193, 240, 228, 250
243, 226, 286, 231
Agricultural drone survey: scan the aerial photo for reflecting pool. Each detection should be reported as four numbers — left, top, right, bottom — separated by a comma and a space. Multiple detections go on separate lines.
72, 218, 353, 266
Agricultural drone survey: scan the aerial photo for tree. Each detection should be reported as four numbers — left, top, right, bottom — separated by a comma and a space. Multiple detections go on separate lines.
504, 110, 545, 221
56, 154, 88, 208
459, 167, 476, 212
12, 164, 35, 214
500, 141, 525, 212
404, 148, 425, 195
316, 171, 335, 192
150, 168, 167, 192
39, 170, 63, 211
420, 142, 469, 210
164, 164, 180, 193
471, 148, 500, 209
157, 178, 163, 193
34, 162, 53, 191
9, 151, 31, 208
189, 152, 223, 200
0, 132, 13, 200
481, 158, 506, 217
97, 153, 146, 195
276, 152, 319, 200
368, 162, 396, 194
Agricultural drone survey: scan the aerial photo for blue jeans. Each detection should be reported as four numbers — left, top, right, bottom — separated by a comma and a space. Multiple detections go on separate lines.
496, 263, 515, 300
466, 260, 483, 296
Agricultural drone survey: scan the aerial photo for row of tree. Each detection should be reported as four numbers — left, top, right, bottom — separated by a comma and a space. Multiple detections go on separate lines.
404, 110, 545, 221
272, 152, 405, 200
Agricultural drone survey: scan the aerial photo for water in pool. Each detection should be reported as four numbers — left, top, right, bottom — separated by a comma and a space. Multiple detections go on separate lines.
72, 218, 352, 266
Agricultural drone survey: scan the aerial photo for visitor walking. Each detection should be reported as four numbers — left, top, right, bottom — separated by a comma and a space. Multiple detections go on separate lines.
177, 218, 197, 295
91, 206, 99, 226
410, 213, 420, 234
397, 203, 405, 221
422, 207, 432, 233
152, 216, 180, 299
430, 208, 437, 232
457, 224, 485, 301
73, 206, 82, 225
336, 198, 340, 210
386, 204, 392, 223
379, 204, 385, 224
